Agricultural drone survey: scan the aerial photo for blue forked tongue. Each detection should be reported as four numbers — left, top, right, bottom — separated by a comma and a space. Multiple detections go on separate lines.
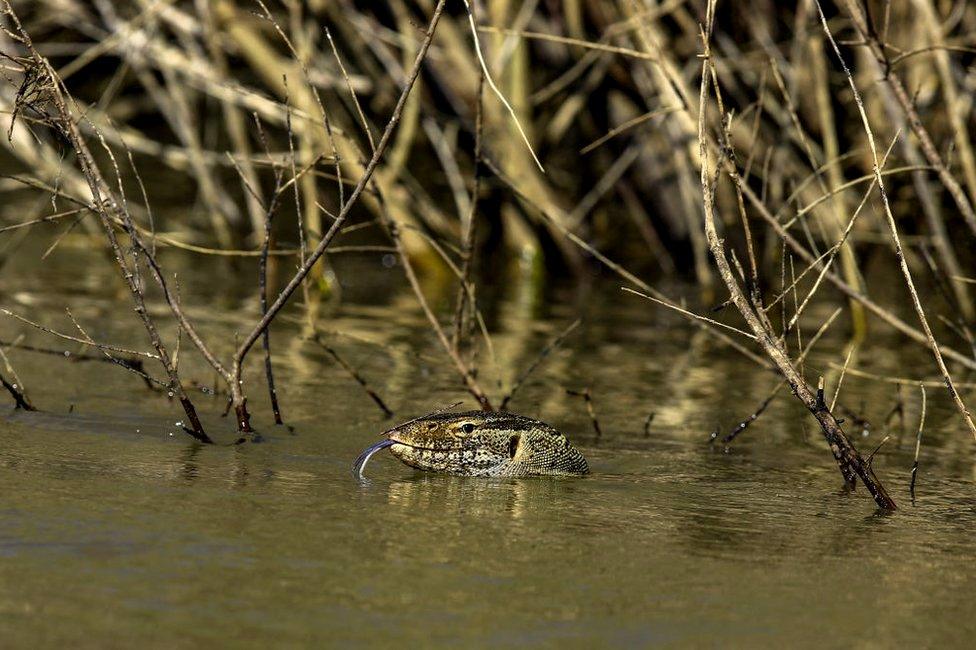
353, 439, 395, 479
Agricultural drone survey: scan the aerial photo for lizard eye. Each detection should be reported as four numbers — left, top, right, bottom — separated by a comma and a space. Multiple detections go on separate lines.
461, 423, 476, 434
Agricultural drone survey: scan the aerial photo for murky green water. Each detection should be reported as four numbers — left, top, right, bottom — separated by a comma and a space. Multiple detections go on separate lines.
2, 239, 976, 648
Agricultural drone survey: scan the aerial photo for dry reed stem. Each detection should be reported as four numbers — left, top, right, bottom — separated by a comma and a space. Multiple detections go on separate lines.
195, 0, 266, 241
452, 71, 485, 356
837, 0, 976, 239
325, 26, 375, 154
230, 0, 451, 428
815, 0, 976, 442
462, 0, 542, 172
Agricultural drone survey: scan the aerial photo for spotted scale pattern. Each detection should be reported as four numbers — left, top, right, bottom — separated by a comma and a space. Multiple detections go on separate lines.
387, 411, 589, 477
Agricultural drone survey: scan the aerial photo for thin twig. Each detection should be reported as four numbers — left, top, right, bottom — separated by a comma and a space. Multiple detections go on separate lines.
622, 287, 757, 340
325, 26, 375, 154
461, 0, 544, 172
643, 412, 655, 437
64, 309, 166, 391
720, 392, 775, 446
252, 108, 287, 427
866, 435, 891, 468
719, 307, 841, 446
566, 387, 602, 437
579, 105, 681, 155
910, 384, 926, 500
309, 332, 392, 418
378, 186, 493, 411
829, 344, 856, 412
826, 363, 976, 390
259, 172, 283, 426
500, 319, 580, 411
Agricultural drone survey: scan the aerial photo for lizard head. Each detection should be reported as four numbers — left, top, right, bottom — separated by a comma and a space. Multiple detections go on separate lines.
386, 410, 589, 477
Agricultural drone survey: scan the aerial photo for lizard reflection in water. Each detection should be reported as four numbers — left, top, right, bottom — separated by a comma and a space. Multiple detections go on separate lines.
354, 411, 589, 477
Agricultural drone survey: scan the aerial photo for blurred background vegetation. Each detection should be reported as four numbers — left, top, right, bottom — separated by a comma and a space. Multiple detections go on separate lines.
2, 0, 976, 454
5, 0, 974, 291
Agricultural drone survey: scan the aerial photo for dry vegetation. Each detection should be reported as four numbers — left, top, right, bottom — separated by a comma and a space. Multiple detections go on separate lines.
2, 0, 976, 508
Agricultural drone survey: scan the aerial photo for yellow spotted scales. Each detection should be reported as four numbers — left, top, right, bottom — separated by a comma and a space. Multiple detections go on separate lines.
373, 411, 588, 477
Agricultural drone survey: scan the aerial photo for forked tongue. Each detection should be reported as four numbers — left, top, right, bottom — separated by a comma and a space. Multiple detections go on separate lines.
353, 439, 395, 479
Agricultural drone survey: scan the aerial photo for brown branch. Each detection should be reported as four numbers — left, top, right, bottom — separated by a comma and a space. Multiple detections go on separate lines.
718, 307, 842, 447
697, 4, 895, 509
0, 370, 33, 410
0, 4, 213, 443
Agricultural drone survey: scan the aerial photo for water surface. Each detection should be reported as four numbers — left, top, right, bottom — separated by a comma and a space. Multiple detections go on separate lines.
1, 242, 975, 648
